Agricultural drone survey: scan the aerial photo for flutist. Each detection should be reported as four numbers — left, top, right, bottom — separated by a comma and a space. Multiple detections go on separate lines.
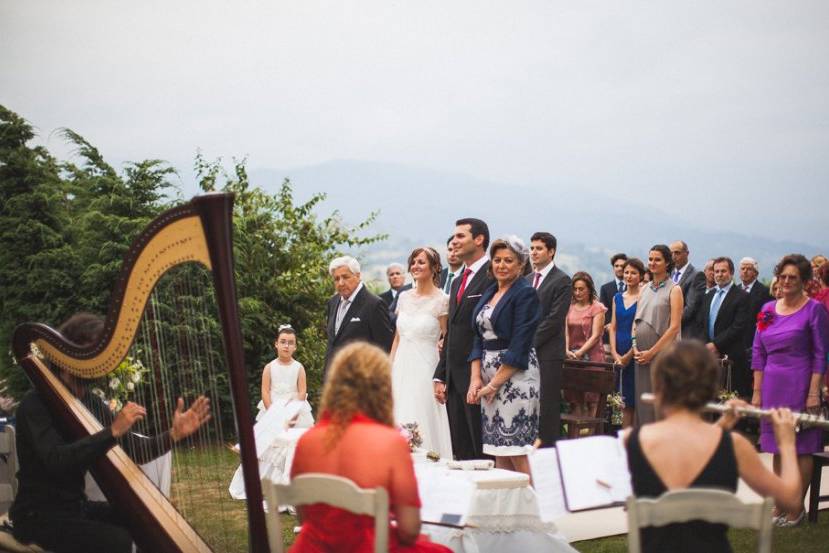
624, 341, 801, 553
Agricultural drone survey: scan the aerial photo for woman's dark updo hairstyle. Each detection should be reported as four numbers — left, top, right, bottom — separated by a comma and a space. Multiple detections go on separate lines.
623, 258, 646, 278
652, 341, 719, 411
774, 253, 812, 283
649, 244, 675, 273
59, 312, 104, 347
407, 247, 442, 287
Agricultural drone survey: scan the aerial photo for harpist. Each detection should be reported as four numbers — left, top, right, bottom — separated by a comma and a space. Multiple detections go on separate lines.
9, 313, 210, 553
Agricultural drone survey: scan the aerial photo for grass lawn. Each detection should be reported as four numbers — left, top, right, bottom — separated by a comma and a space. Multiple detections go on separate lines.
574, 510, 829, 553
171, 445, 829, 552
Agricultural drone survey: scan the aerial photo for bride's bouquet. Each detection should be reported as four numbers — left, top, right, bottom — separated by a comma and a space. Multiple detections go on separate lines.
399, 422, 423, 451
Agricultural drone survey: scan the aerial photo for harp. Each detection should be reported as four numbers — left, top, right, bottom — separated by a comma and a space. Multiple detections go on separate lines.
11, 193, 269, 552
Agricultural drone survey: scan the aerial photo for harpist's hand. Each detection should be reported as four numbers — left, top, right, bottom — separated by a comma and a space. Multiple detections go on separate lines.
170, 396, 211, 442
111, 402, 146, 438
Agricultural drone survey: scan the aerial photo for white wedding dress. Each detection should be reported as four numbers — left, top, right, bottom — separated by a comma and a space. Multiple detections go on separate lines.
392, 289, 453, 459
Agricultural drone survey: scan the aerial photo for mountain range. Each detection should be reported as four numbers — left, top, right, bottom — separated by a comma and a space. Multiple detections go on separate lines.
249, 160, 818, 285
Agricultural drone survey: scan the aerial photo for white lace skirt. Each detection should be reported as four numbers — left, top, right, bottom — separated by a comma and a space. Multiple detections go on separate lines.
480, 349, 540, 456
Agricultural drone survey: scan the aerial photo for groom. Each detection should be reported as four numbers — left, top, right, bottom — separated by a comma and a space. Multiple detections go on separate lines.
433, 218, 493, 460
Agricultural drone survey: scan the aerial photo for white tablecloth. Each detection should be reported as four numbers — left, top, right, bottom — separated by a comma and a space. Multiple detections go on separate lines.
412, 453, 576, 553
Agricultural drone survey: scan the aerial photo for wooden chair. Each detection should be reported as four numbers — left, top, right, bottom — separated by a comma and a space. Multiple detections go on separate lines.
261, 473, 389, 553
808, 451, 829, 523
626, 488, 774, 553
560, 363, 617, 438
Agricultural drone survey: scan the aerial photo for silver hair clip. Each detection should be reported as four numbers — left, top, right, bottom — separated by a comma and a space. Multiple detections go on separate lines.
278, 324, 294, 331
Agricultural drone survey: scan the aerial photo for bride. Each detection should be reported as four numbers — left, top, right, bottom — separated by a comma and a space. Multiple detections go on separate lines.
390, 247, 453, 459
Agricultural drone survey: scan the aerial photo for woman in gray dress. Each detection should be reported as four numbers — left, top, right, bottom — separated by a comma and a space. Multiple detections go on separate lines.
633, 244, 683, 424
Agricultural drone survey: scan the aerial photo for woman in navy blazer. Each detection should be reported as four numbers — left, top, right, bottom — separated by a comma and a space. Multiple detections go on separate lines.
466, 236, 541, 478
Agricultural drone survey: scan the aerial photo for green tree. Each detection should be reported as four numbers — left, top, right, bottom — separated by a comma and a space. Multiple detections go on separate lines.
0, 106, 80, 398
196, 154, 385, 406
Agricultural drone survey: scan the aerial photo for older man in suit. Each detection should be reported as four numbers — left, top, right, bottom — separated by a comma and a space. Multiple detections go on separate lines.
738, 257, 771, 355
527, 232, 571, 446
324, 256, 393, 377
433, 218, 493, 460
670, 240, 706, 339
702, 257, 752, 397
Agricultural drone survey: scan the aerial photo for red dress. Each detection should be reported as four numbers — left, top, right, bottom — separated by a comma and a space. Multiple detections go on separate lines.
289, 413, 450, 553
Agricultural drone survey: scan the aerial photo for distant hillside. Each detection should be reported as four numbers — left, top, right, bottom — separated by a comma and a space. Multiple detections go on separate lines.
250, 160, 819, 284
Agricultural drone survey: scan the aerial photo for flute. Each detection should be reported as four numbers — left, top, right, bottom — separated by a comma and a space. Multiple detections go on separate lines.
639, 393, 829, 430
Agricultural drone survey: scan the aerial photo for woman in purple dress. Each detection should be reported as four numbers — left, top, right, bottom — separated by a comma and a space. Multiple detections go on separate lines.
751, 254, 829, 527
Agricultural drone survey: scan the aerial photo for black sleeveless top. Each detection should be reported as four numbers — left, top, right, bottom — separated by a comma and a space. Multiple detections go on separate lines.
627, 427, 738, 553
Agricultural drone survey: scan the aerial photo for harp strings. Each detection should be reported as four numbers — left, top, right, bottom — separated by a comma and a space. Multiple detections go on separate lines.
115, 265, 244, 553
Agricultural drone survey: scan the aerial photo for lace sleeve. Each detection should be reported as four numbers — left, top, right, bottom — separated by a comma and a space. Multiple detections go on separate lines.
435, 292, 450, 317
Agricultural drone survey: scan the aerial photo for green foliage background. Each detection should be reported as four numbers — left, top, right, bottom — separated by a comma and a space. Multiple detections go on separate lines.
0, 105, 383, 423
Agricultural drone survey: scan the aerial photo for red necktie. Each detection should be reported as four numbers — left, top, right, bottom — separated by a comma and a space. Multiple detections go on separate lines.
533, 272, 542, 289
456, 268, 473, 304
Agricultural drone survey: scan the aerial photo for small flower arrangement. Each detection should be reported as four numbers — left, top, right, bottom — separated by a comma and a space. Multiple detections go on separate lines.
718, 389, 740, 403
91, 355, 148, 412
606, 392, 625, 426
756, 310, 775, 332
399, 422, 423, 451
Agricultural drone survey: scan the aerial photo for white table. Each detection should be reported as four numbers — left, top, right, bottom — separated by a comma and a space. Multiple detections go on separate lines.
412, 454, 576, 553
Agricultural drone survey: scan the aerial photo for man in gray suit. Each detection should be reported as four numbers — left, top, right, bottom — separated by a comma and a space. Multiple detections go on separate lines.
527, 232, 571, 446
670, 240, 706, 339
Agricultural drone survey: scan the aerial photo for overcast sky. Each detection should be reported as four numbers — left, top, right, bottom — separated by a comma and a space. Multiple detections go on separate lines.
2, 1, 827, 246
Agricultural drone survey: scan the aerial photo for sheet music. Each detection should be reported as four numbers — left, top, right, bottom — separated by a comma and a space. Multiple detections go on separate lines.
415, 463, 474, 525
528, 448, 568, 521
555, 435, 633, 512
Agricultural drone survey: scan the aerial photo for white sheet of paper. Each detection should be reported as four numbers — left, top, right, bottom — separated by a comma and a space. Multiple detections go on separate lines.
415, 463, 475, 525
555, 435, 633, 511
528, 448, 568, 521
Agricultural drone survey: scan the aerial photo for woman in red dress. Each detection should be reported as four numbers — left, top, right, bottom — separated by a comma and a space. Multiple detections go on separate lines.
290, 342, 450, 553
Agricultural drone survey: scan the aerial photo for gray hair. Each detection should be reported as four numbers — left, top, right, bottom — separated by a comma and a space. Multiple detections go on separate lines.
386, 263, 405, 274
328, 255, 361, 276
739, 257, 759, 272
492, 235, 530, 265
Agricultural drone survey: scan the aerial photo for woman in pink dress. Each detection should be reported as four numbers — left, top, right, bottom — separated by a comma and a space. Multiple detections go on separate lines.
565, 271, 607, 418
752, 254, 829, 527
290, 342, 450, 553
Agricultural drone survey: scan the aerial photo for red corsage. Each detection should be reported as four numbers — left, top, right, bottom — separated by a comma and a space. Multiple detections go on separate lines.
756, 310, 775, 332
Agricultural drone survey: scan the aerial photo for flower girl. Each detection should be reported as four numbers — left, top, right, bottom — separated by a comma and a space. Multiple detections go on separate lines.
229, 325, 313, 499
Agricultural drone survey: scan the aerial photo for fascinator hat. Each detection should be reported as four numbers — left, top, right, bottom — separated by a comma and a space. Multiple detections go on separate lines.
494, 235, 530, 265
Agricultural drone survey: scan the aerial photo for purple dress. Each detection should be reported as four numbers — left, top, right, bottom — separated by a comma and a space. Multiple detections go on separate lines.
752, 299, 829, 454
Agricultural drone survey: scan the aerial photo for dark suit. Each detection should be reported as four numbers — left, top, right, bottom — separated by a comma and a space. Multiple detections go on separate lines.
600, 280, 624, 344
324, 285, 394, 376
702, 284, 751, 396
439, 267, 462, 294
676, 263, 706, 339
379, 284, 412, 331
527, 265, 571, 445
379, 283, 412, 307
741, 280, 771, 353
434, 261, 493, 460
